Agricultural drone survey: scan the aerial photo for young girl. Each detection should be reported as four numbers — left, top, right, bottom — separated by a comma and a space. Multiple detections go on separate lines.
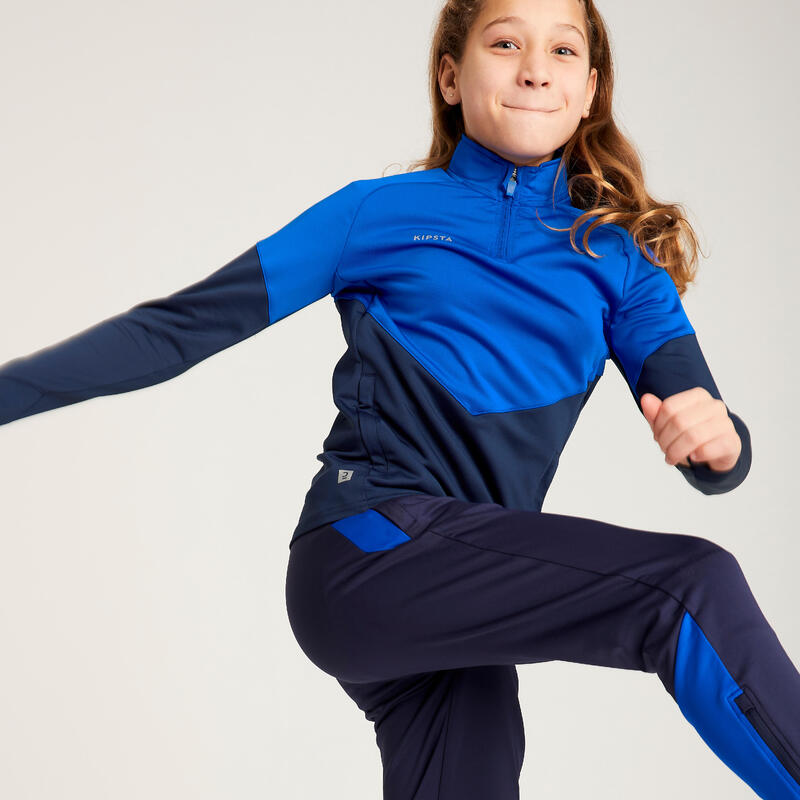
1, 0, 797, 797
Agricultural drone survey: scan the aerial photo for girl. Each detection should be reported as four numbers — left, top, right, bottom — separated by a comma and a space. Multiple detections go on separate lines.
1, 0, 797, 797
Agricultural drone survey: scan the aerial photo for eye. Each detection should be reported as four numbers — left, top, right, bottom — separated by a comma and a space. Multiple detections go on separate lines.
491, 39, 520, 50
555, 46, 577, 56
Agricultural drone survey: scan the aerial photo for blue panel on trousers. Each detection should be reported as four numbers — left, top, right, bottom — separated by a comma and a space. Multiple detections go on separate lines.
330, 509, 412, 553
674, 610, 800, 798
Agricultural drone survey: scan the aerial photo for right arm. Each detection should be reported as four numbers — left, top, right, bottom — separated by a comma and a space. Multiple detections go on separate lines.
0, 179, 363, 428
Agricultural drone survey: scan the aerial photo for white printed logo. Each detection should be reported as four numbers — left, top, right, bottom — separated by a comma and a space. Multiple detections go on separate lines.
413, 233, 453, 242
338, 469, 354, 483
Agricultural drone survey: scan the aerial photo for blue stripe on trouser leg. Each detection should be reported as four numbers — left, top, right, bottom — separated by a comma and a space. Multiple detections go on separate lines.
674, 610, 800, 798
665, 539, 800, 799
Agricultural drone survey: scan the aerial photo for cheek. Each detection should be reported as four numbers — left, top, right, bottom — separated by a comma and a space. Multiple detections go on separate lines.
466, 53, 513, 89
563, 79, 589, 108
461, 63, 497, 97
461, 82, 499, 114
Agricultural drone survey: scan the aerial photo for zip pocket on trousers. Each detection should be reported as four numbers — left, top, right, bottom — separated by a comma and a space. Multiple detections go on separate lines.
732, 687, 800, 785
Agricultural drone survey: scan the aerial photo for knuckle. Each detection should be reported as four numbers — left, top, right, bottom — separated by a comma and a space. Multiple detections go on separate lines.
674, 409, 690, 429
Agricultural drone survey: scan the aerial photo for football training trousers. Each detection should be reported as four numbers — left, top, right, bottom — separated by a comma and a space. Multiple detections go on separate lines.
285, 493, 800, 799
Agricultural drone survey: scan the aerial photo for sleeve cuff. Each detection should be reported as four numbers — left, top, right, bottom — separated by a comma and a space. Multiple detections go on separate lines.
674, 409, 752, 495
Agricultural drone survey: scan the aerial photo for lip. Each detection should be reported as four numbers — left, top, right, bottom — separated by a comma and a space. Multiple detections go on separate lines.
505, 105, 557, 113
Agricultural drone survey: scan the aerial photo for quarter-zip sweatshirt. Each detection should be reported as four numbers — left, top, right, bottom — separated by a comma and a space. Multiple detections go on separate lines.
0, 132, 752, 546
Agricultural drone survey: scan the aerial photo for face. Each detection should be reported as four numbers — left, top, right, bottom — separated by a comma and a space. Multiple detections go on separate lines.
439, 0, 597, 166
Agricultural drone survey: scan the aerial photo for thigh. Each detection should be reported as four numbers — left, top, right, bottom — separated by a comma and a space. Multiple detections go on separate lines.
287, 493, 800, 796
337, 664, 525, 800
285, 493, 715, 689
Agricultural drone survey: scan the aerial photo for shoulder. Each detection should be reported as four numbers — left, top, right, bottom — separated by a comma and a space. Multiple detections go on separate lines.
592, 221, 639, 261
279, 170, 446, 235
310, 168, 449, 233
592, 222, 673, 297
344, 167, 450, 205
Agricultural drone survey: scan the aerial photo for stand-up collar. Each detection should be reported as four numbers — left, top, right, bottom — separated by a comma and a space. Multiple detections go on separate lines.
446, 132, 571, 207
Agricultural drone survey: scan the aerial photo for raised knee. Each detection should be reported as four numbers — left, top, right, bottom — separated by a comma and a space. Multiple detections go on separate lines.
673, 535, 746, 603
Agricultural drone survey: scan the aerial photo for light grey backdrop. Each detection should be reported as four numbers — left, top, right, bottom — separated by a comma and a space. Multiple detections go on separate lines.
0, 0, 797, 797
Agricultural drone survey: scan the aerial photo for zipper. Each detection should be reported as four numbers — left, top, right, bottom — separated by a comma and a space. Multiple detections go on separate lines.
498, 166, 518, 260
733, 688, 800, 785
506, 166, 518, 197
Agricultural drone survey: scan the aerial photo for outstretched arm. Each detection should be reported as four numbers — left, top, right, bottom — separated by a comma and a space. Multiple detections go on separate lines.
0, 179, 364, 428
0, 246, 269, 427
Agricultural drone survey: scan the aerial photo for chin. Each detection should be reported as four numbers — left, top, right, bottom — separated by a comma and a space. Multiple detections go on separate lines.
500, 136, 556, 156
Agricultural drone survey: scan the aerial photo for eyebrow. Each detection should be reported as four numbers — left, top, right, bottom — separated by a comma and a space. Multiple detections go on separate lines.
481, 15, 586, 45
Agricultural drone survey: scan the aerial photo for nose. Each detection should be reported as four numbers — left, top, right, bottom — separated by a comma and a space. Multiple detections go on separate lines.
517, 50, 552, 88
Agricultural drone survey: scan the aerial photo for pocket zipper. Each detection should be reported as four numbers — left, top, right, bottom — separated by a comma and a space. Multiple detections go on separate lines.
734, 689, 800, 785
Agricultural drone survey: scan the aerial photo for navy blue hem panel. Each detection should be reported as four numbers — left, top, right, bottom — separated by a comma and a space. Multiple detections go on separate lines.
0, 245, 269, 427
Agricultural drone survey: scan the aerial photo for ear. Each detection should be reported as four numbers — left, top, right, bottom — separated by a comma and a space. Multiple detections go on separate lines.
583, 67, 598, 117
438, 54, 460, 105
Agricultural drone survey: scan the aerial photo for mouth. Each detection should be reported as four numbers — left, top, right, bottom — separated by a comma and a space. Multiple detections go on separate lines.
505, 105, 557, 113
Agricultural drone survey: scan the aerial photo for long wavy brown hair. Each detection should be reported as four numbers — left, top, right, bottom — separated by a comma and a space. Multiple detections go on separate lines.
398, 0, 704, 296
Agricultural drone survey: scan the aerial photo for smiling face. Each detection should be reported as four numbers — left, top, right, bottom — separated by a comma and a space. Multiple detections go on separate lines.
438, 0, 597, 166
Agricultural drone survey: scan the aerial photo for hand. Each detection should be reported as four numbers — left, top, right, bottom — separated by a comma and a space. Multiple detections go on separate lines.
640, 387, 742, 472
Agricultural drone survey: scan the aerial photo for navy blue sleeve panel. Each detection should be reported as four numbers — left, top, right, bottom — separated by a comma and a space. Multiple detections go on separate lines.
606, 239, 752, 495
0, 246, 268, 428
0, 179, 364, 429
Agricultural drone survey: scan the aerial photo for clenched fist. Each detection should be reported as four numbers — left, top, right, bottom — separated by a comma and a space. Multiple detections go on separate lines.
640, 387, 742, 473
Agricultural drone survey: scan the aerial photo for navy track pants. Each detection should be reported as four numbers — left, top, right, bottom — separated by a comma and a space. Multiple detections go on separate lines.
284, 493, 800, 799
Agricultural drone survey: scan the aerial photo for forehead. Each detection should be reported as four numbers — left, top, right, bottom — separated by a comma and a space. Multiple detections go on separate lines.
475, 0, 585, 30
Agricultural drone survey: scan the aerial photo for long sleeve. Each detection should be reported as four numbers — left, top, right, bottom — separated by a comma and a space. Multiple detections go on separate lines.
605, 239, 752, 495
0, 179, 363, 428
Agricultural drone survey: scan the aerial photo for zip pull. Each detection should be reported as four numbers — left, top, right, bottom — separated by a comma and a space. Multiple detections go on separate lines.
505, 167, 518, 197
734, 690, 755, 713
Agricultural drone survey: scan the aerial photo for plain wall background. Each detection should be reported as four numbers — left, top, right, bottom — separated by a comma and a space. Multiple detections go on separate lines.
0, 0, 797, 796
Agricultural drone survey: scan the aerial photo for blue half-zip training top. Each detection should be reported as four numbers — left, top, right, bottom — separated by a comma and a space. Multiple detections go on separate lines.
0, 132, 752, 546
